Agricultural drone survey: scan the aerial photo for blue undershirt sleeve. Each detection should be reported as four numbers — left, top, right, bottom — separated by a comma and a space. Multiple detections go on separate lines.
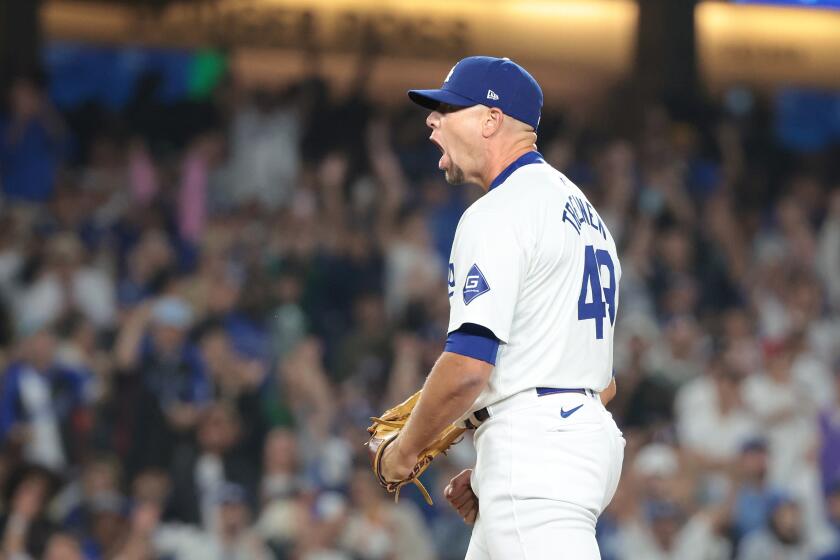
444, 323, 500, 365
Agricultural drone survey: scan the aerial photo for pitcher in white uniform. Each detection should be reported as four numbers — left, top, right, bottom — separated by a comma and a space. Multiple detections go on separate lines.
378, 55, 625, 559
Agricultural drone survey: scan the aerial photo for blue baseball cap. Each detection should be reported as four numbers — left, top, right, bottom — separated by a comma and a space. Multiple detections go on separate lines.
408, 56, 543, 130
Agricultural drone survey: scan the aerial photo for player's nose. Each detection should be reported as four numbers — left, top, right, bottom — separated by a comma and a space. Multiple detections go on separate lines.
426, 111, 441, 129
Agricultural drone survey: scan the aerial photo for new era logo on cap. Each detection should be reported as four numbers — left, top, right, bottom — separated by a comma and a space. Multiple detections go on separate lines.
407, 56, 544, 130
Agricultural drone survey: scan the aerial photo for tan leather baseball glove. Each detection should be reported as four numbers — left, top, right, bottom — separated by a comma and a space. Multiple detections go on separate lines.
366, 390, 465, 505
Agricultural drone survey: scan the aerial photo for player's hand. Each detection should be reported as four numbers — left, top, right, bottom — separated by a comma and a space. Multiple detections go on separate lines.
379, 437, 417, 484
445, 469, 478, 524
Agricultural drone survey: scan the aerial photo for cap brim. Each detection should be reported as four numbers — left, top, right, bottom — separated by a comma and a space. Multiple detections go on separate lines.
408, 88, 476, 111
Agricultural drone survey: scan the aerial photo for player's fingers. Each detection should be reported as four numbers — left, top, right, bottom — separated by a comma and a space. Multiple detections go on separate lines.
447, 469, 473, 495
453, 468, 472, 485
446, 486, 474, 510
455, 492, 477, 513
445, 478, 469, 500
461, 503, 478, 524
446, 482, 471, 500
451, 489, 476, 509
457, 499, 477, 518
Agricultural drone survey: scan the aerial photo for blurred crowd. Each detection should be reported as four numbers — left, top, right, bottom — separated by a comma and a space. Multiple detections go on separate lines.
0, 57, 839, 560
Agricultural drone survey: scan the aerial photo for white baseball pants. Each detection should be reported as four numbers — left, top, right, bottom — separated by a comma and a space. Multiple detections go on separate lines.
465, 388, 625, 559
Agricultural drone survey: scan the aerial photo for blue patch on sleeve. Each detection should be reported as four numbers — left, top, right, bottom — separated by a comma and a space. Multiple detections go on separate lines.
463, 264, 490, 305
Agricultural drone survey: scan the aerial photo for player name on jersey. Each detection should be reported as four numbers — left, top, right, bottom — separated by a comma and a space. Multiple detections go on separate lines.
561, 193, 607, 239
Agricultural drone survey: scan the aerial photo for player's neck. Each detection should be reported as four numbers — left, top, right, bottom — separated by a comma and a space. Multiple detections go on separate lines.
478, 144, 538, 192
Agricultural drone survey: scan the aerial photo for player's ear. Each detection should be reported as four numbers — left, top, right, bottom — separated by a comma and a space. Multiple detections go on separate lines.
481, 107, 504, 138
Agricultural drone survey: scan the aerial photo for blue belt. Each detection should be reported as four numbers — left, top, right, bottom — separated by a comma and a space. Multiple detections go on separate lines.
465, 387, 593, 429
536, 387, 590, 397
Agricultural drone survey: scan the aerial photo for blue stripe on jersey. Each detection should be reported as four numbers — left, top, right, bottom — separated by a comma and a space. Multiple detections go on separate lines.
489, 150, 545, 190
445, 327, 500, 365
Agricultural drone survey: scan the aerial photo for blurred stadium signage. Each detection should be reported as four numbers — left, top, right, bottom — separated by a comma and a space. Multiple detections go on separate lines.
42, 0, 637, 78
697, 2, 840, 90
735, 0, 840, 8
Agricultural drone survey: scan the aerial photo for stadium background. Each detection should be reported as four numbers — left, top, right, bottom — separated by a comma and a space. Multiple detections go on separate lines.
1, 0, 840, 558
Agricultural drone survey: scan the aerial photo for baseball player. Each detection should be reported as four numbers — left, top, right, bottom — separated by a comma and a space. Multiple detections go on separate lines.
378, 56, 625, 559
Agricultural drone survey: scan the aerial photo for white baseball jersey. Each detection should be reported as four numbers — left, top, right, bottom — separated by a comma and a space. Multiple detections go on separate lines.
447, 154, 621, 417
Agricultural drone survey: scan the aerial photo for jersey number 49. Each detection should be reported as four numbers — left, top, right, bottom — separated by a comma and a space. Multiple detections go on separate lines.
577, 245, 616, 340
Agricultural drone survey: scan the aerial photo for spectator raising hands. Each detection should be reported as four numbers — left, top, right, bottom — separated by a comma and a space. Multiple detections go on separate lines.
0, 56, 838, 559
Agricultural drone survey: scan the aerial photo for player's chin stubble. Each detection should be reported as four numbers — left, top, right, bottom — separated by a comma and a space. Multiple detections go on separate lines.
444, 163, 466, 185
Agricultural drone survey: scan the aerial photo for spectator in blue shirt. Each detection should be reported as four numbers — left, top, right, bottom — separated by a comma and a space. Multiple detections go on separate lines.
0, 324, 90, 470
113, 296, 209, 476
115, 296, 208, 408
0, 76, 66, 202
730, 437, 776, 545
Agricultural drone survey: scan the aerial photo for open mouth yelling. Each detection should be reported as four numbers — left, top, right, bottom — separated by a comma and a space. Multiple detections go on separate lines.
430, 136, 448, 171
